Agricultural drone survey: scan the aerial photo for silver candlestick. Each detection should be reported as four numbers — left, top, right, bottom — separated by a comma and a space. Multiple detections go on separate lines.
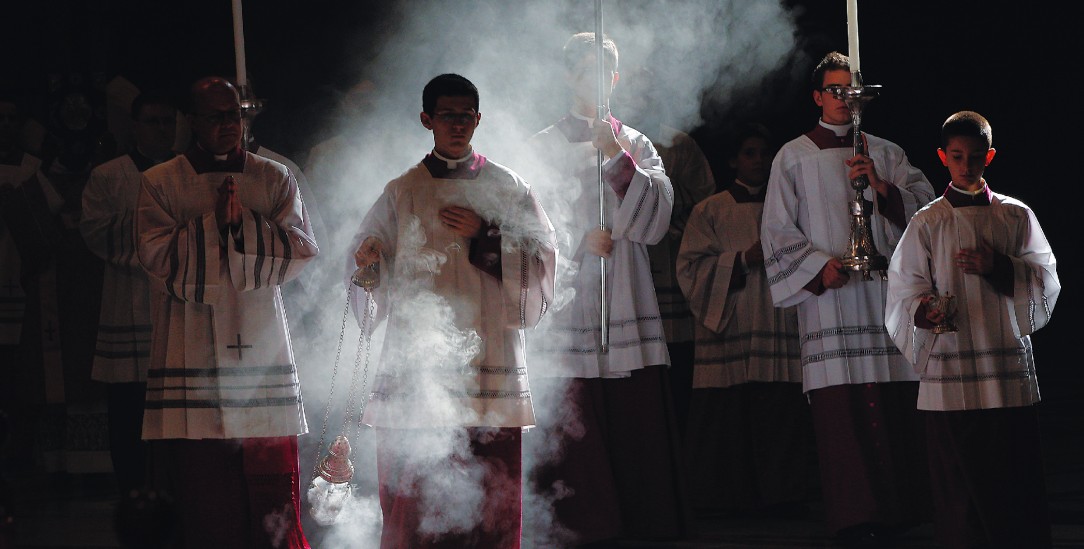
830, 74, 887, 281
238, 84, 263, 153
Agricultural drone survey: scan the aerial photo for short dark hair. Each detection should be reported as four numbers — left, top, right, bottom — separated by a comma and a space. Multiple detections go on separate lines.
941, 110, 992, 150
563, 32, 619, 73
812, 51, 850, 90
729, 121, 773, 160
422, 74, 479, 116
130, 91, 177, 121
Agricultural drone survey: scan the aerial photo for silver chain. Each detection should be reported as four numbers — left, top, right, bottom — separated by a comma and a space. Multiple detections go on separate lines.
308, 285, 375, 487
341, 291, 375, 440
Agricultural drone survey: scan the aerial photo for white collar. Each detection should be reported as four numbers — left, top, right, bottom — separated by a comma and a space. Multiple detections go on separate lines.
733, 178, 764, 194
819, 119, 853, 138
433, 148, 473, 169
948, 181, 987, 196
570, 109, 610, 127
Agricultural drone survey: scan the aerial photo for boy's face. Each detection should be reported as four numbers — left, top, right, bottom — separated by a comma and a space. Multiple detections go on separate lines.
813, 69, 853, 126
938, 135, 995, 191
133, 103, 177, 159
730, 136, 771, 187
420, 95, 480, 159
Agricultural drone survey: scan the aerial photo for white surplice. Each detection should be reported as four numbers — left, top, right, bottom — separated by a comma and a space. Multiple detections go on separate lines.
347, 152, 557, 429
648, 126, 716, 344
0, 154, 63, 346
136, 151, 318, 439
527, 113, 674, 378
81, 154, 156, 382
762, 123, 935, 391
885, 191, 1059, 411
677, 184, 801, 388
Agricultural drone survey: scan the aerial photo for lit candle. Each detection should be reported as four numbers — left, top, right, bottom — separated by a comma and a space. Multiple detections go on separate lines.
232, 0, 248, 88
846, 0, 861, 76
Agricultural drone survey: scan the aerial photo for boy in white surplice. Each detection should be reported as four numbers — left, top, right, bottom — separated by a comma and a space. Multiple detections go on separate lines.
886, 111, 1059, 549
348, 73, 557, 549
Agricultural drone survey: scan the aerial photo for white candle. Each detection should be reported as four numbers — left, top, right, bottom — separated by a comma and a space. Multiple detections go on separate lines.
847, 0, 861, 75
232, 0, 248, 88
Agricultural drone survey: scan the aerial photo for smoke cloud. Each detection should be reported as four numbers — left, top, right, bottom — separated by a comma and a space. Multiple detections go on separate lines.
283, 1, 801, 545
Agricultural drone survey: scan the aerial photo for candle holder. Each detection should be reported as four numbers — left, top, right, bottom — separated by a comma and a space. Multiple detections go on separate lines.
238, 84, 264, 153
927, 291, 958, 334
829, 74, 888, 281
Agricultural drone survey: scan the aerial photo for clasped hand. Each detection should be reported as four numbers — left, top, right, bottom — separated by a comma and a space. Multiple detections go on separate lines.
216, 176, 242, 231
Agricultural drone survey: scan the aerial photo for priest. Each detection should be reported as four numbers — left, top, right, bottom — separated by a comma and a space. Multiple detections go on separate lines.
135, 76, 317, 548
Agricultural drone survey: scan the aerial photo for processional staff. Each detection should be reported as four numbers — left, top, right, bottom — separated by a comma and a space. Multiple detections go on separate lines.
832, 0, 888, 281
594, 0, 609, 353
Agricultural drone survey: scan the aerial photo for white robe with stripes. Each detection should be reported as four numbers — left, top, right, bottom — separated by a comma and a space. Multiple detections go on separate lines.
0, 154, 63, 346
81, 154, 154, 383
136, 152, 318, 439
346, 153, 557, 429
761, 128, 935, 392
885, 193, 1059, 411
676, 188, 801, 388
526, 114, 674, 378
647, 126, 716, 345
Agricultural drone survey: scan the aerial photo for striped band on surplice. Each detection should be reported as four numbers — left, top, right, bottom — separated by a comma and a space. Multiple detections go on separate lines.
145, 364, 302, 409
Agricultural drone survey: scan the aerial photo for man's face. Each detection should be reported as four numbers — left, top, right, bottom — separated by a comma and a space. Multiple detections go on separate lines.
813, 69, 854, 126
567, 53, 617, 111
189, 87, 242, 155
133, 104, 177, 159
938, 135, 994, 191
420, 95, 480, 159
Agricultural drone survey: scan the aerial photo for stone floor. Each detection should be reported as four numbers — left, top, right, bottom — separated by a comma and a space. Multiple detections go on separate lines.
5, 394, 1084, 548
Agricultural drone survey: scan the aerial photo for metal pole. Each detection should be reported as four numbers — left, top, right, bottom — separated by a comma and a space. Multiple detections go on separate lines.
594, 0, 609, 353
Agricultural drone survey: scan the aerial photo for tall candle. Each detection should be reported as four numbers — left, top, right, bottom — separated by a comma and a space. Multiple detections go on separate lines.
846, 0, 861, 75
232, 0, 248, 88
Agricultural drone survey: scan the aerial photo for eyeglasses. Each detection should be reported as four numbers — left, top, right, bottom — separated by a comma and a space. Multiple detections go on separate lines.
195, 109, 242, 125
432, 111, 478, 125
819, 85, 847, 94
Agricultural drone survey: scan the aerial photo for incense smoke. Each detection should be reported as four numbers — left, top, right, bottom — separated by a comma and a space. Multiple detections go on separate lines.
280, 1, 801, 545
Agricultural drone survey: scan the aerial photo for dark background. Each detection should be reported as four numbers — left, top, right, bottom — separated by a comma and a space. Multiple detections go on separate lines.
3, 1, 1076, 399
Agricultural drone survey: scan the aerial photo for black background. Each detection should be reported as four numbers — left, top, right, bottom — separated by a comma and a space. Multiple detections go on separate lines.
3, 0, 1077, 397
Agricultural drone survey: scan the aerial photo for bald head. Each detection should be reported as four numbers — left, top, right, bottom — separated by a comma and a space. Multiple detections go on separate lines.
188, 77, 242, 154
190, 77, 238, 109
